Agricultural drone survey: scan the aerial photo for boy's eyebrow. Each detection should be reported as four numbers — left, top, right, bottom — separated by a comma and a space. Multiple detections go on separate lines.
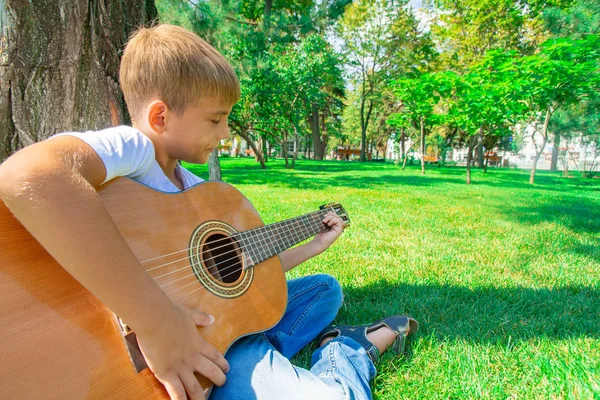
208, 110, 230, 115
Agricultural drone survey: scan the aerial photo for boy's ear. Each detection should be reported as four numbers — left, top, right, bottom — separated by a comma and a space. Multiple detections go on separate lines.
147, 100, 168, 134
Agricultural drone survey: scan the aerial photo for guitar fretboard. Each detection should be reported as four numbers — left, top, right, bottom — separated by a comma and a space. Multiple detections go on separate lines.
234, 208, 332, 268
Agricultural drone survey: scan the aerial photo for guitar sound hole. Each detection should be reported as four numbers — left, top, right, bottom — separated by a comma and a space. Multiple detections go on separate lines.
202, 233, 242, 284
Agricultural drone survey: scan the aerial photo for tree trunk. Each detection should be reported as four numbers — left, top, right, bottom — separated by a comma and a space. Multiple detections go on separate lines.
261, 135, 268, 162
360, 99, 373, 162
466, 142, 475, 184
238, 130, 266, 169
208, 149, 221, 180
420, 116, 425, 176
264, 0, 273, 19
291, 126, 299, 169
530, 109, 552, 184
0, 0, 157, 162
476, 132, 484, 168
282, 131, 290, 169
321, 111, 328, 160
310, 104, 323, 160
400, 127, 406, 163
530, 148, 544, 184
550, 131, 560, 171
563, 158, 569, 177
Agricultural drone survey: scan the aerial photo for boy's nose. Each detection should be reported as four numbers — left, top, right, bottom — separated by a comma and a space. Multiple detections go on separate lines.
219, 124, 230, 140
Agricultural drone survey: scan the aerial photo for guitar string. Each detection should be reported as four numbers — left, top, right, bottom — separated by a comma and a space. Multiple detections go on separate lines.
158, 216, 325, 289
144, 209, 332, 270
157, 213, 331, 299
165, 223, 314, 300
140, 208, 333, 264
143, 209, 332, 271
151, 210, 328, 279
157, 212, 326, 288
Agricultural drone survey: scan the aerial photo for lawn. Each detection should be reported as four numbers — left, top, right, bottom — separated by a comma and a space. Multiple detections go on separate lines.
186, 157, 600, 399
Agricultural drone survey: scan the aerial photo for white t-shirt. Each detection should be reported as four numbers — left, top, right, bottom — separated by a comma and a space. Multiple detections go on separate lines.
53, 126, 203, 192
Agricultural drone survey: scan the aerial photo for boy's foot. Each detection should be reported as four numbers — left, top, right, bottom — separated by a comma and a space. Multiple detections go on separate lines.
320, 324, 396, 355
318, 315, 419, 363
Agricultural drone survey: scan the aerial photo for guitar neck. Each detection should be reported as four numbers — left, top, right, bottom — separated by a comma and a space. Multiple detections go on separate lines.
235, 208, 332, 269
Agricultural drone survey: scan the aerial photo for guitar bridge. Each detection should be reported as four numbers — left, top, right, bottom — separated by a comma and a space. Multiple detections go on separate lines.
116, 316, 148, 373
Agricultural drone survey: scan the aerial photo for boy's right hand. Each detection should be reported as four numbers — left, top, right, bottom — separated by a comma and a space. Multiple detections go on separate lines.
136, 304, 229, 400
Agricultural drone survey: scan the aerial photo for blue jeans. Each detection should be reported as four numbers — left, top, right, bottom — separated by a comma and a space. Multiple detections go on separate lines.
209, 274, 377, 400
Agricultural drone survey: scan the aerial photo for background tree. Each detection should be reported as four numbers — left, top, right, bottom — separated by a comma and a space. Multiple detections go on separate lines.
0, 0, 158, 161
389, 72, 443, 175
438, 50, 523, 184
160, 0, 347, 168
549, 96, 600, 177
337, 0, 392, 161
426, 0, 561, 167
513, 35, 600, 184
542, 0, 600, 170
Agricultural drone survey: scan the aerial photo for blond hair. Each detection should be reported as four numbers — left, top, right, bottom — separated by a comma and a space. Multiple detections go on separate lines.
120, 24, 240, 120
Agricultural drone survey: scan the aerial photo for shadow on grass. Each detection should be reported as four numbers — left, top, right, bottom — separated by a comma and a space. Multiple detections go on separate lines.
339, 281, 600, 344
223, 171, 465, 190
497, 192, 600, 234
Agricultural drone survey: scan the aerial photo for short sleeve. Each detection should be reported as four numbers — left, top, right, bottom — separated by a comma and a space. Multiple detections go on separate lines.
53, 126, 155, 184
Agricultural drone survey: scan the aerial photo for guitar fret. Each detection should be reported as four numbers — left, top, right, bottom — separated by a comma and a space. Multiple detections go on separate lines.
276, 223, 285, 254
240, 208, 342, 268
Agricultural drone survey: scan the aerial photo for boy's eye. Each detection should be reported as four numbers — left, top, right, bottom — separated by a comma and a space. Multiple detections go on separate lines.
211, 119, 220, 124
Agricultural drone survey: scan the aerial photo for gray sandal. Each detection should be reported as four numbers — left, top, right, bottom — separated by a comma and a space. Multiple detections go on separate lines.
318, 315, 419, 363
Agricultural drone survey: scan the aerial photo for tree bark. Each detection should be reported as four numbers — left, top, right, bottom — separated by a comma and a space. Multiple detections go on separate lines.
550, 131, 560, 171
400, 127, 406, 163
476, 132, 484, 168
466, 141, 475, 184
0, 0, 157, 162
360, 99, 374, 162
238, 129, 266, 169
321, 111, 328, 160
420, 116, 425, 176
402, 150, 409, 170
484, 154, 489, 173
530, 109, 552, 184
310, 104, 323, 160
260, 135, 268, 162
402, 142, 415, 171
263, 0, 273, 27
208, 149, 221, 180
291, 126, 299, 169
282, 131, 290, 169
465, 130, 481, 184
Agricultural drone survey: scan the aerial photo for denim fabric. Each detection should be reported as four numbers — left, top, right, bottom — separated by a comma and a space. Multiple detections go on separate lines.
209, 274, 376, 400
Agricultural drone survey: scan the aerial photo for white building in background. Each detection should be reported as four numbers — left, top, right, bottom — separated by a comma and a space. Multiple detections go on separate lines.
385, 126, 599, 173
228, 129, 597, 173
222, 135, 299, 157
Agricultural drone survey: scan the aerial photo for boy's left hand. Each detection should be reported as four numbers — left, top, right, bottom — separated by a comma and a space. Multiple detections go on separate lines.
312, 211, 345, 253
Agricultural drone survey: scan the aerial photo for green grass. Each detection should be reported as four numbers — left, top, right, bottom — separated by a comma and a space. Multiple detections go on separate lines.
186, 157, 600, 399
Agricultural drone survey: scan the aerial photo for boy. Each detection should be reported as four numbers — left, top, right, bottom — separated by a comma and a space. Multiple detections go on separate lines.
0, 25, 416, 400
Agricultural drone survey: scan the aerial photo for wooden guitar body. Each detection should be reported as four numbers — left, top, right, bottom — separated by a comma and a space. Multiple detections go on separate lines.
0, 178, 288, 399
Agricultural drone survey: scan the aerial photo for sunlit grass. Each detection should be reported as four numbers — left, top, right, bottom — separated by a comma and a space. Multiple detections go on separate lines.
186, 157, 600, 399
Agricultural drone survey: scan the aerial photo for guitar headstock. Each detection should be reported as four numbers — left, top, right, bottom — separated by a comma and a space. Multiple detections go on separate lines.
320, 203, 351, 228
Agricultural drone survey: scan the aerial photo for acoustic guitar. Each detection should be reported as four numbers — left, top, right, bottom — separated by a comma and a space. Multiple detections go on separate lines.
0, 177, 349, 399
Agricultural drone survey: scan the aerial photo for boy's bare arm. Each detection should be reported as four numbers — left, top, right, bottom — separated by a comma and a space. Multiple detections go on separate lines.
279, 212, 344, 273
0, 137, 228, 400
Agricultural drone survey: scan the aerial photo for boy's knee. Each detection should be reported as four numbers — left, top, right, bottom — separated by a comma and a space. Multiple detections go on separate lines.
321, 274, 343, 310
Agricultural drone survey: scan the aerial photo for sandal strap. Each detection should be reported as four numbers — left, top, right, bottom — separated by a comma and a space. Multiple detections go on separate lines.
318, 315, 419, 363
367, 315, 419, 338
319, 315, 419, 363
318, 324, 380, 363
